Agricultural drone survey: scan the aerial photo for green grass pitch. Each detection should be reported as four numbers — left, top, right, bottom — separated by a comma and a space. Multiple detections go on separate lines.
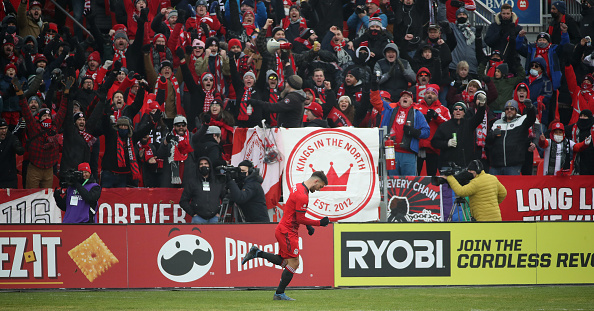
1, 286, 593, 310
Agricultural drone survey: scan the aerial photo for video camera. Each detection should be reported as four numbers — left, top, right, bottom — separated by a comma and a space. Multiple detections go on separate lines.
216, 165, 240, 180
61, 169, 85, 187
430, 162, 474, 187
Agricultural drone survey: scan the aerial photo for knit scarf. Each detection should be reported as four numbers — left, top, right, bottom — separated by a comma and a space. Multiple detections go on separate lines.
168, 130, 193, 184
315, 86, 327, 103
269, 88, 279, 126
336, 83, 345, 98
457, 21, 475, 45
328, 107, 352, 127
275, 53, 295, 87
152, 47, 173, 73
203, 88, 216, 113
487, 60, 503, 77
79, 130, 96, 148
117, 135, 140, 180
137, 141, 154, 161
476, 112, 488, 159
331, 40, 352, 67
238, 87, 253, 121
243, 22, 257, 37
461, 91, 474, 105
547, 139, 571, 175
294, 37, 312, 50
113, 47, 127, 68
154, 76, 185, 116
281, 16, 307, 30
209, 119, 234, 144
211, 55, 226, 96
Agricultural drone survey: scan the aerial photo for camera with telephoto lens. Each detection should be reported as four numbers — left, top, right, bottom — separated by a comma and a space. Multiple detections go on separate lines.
430, 162, 474, 187
355, 5, 367, 15
61, 169, 85, 187
216, 165, 240, 179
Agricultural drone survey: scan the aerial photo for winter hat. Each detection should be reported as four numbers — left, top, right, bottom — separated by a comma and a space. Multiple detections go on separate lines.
113, 29, 128, 41
287, 75, 303, 89
228, 38, 242, 50
400, 90, 414, 98
115, 116, 134, 133
299, 28, 315, 40
206, 125, 221, 135
338, 95, 352, 106
243, 71, 256, 80
467, 159, 483, 174
173, 115, 187, 125
201, 72, 214, 81
467, 79, 482, 90
73, 111, 85, 122
192, 39, 205, 48
584, 74, 594, 84
87, 51, 100, 63
346, 69, 361, 82
305, 102, 323, 118
241, 0, 255, 8
153, 33, 167, 44
425, 84, 440, 95
29, 1, 42, 9
366, 0, 380, 6
168, 10, 178, 18
78, 163, 92, 174
266, 70, 278, 80
120, 67, 129, 75
36, 108, 51, 120
2, 35, 14, 46
243, 10, 255, 21
205, 36, 219, 48
456, 8, 469, 16
160, 60, 173, 71
4, 63, 16, 73
196, 0, 208, 7
417, 67, 431, 78
496, 63, 509, 76
580, 109, 593, 119
552, 1, 567, 15
271, 26, 284, 37
504, 99, 519, 111
28, 95, 41, 106
368, 17, 383, 29
356, 44, 371, 62
379, 90, 391, 101
536, 32, 551, 43
452, 102, 467, 112
0, 118, 7, 127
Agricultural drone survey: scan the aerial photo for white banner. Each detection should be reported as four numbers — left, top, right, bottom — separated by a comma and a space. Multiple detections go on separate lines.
280, 128, 380, 222
0, 189, 62, 223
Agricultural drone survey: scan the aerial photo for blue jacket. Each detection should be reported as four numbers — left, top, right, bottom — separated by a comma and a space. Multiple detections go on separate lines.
516, 32, 569, 91
347, 11, 388, 37
224, 0, 267, 28
378, 97, 430, 154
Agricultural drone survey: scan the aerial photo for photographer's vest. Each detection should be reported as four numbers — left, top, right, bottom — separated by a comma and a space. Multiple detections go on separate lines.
62, 182, 99, 224
389, 106, 415, 153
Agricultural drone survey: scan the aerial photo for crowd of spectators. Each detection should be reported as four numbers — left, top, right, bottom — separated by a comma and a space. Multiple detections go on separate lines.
0, 0, 593, 192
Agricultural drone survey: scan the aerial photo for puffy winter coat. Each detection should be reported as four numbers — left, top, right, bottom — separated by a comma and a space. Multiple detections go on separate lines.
446, 171, 506, 221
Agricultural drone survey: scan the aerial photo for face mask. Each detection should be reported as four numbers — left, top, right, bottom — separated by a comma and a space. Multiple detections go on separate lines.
428, 37, 438, 43
537, 41, 549, 48
457, 17, 468, 24
581, 82, 592, 90
6, 26, 16, 34
41, 119, 52, 128
370, 30, 379, 36
118, 128, 129, 138
284, 8, 290, 15
553, 134, 564, 143
530, 69, 540, 77
199, 166, 210, 176
577, 118, 592, 130
230, 51, 241, 59
156, 45, 165, 52
551, 12, 559, 19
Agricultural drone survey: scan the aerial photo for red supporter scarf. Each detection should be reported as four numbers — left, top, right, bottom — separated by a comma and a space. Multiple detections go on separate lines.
487, 60, 503, 77
137, 141, 154, 161
548, 15, 566, 36
336, 84, 345, 98
315, 86, 327, 103
294, 37, 312, 49
113, 47, 127, 68
328, 107, 352, 127
243, 23, 257, 37
154, 76, 185, 116
203, 88, 216, 113
330, 40, 346, 52
79, 130, 96, 148
117, 135, 141, 180
461, 91, 474, 105
269, 88, 279, 126
535, 47, 552, 78
173, 131, 192, 161
281, 16, 307, 31
238, 87, 253, 121
275, 53, 295, 87
390, 105, 412, 146
212, 55, 226, 96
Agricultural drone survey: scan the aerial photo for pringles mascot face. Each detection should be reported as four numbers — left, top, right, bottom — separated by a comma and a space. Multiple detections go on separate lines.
157, 227, 214, 282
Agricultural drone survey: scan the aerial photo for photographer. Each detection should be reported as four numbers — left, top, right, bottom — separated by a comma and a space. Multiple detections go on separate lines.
225, 160, 270, 223
444, 160, 507, 221
347, 0, 387, 40
53, 163, 101, 224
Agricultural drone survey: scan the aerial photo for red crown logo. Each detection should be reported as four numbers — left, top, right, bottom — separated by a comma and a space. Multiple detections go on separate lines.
309, 162, 353, 191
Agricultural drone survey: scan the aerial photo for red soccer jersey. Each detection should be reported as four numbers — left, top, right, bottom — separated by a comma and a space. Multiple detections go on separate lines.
277, 182, 315, 233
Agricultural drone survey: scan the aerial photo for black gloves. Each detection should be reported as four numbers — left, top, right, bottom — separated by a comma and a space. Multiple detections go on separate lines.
185, 45, 193, 55
426, 109, 437, 120
202, 113, 211, 124
524, 99, 533, 109
247, 99, 260, 106
151, 111, 162, 123
138, 8, 149, 23
450, 0, 463, 7
165, 132, 179, 144
319, 217, 330, 227
159, 76, 167, 83
142, 44, 151, 54
112, 61, 122, 73
128, 70, 136, 80
176, 46, 186, 60
482, 76, 491, 84
306, 225, 315, 236
403, 124, 422, 138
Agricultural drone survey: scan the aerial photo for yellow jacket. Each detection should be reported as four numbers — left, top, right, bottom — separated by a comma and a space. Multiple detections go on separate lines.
446, 172, 507, 221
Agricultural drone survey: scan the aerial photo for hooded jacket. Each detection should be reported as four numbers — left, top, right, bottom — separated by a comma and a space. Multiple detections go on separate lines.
227, 169, 270, 222
446, 171, 506, 221
484, 12, 522, 55
373, 42, 416, 102
179, 156, 227, 219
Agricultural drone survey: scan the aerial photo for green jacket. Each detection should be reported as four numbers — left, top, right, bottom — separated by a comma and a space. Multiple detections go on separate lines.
478, 63, 525, 112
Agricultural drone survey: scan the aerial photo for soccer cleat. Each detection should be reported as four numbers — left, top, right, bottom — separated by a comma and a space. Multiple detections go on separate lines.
242, 246, 260, 265
273, 293, 296, 301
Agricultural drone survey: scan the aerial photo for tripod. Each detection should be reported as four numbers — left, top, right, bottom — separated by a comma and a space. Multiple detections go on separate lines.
447, 197, 472, 222
218, 193, 245, 223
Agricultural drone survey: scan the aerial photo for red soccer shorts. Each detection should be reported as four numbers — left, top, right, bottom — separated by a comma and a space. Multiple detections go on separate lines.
275, 227, 299, 259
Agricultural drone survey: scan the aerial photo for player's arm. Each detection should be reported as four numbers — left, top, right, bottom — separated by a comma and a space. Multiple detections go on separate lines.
294, 194, 330, 226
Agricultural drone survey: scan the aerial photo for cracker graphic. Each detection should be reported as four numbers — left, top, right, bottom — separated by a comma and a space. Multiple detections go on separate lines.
68, 233, 119, 282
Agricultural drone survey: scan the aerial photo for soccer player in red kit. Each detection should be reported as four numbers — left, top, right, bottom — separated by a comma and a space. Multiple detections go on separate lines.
241, 171, 330, 301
